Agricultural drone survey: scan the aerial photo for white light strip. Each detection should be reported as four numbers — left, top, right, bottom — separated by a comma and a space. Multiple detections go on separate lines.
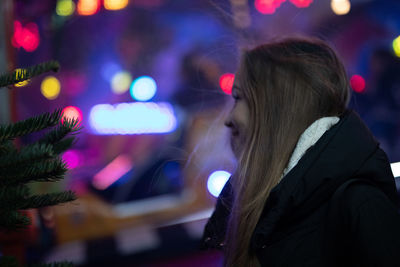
89, 102, 177, 135
391, 162, 400, 178
92, 154, 133, 190
113, 189, 196, 218
113, 194, 181, 217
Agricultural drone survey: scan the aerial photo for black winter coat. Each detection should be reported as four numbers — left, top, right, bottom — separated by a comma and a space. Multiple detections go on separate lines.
201, 109, 400, 266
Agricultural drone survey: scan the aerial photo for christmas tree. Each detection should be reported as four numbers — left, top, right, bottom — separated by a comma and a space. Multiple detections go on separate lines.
0, 61, 80, 267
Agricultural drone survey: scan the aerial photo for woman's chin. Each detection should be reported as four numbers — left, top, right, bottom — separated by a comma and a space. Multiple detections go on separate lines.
230, 138, 242, 159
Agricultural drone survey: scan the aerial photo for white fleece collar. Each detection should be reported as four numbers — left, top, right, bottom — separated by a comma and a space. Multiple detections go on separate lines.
279, 116, 340, 182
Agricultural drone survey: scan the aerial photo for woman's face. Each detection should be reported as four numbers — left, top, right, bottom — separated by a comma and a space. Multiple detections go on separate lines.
224, 72, 250, 158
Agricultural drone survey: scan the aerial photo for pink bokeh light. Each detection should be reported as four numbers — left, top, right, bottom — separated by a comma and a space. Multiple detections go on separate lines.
255, 0, 286, 14
62, 149, 82, 169
289, 0, 313, 8
62, 106, 83, 125
219, 73, 235, 95
350, 74, 366, 93
12, 21, 40, 52
92, 154, 133, 190
63, 73, 87, 96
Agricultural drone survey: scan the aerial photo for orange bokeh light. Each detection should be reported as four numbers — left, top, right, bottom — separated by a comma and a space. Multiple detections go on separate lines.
104, 0, 129, 10
77, 0, 101, 16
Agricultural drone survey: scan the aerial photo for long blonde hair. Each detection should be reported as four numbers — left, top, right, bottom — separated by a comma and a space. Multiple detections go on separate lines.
223, 37, 351, 266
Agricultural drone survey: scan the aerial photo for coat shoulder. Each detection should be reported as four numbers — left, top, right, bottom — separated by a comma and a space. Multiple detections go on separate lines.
340, 180, 399, 214
336, 179, 400, 266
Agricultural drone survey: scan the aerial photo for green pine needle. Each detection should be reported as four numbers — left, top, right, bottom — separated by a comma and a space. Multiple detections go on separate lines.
0, 140, 16, 156
52, 137, 76, 154
0, 60, 60, 88
20, 190, 76, 210
38, 117, 82, 145
0, 210, 31, 229
0, 185, 30, 210
0, 158, 68, 186
0, 143, 54, 169
0, 109, 63, 142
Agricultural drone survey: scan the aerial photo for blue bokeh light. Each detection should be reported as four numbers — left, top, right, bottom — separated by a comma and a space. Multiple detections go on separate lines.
130, 76, 157, 101
207, 170, 231, 197
101, 62, 121, 82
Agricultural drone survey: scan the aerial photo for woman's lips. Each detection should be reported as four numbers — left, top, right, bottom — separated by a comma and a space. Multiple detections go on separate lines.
230, 131, 239, 155
230, 131, 239, 147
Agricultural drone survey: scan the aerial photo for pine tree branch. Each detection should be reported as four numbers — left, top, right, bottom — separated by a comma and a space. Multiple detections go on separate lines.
62, 117, 82, 132
0, 60, 60, 88
0, 143, 54, 169
52, 137, 76, 154
0, 185, 30, 211
0, 158, 68, 186
0, 108, 63, 142
38, 117, 82, 146
19, 191, 76, 210
0, 140, 16, 156
0, 210, 30, 229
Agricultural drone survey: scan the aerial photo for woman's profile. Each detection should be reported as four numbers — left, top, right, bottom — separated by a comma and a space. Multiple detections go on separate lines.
201, 37, 400, 267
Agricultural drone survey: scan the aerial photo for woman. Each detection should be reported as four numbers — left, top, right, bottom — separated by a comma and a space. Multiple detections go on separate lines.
201, 37, 400, 266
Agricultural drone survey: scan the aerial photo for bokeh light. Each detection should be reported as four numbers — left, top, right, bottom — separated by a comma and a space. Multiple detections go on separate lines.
350, 74, 366, 93
331, 0, 351, 15
62, 149, 82, 169
207, 170, 231, 197
391, 162, 400, 178
89, 102, 177, 134
255, 0, 285, 15
41, 76, 61, 100
63, 73, 87, 96
392, 36, 400, 57
104, 0, 129, 10
111, 71, 132, 94
14, 68, 30, 87
92, 154, 133, 190
219, 73, 235, 95
289, 0, 312, 8
101, 62, 121, 82
62, 106, 83, 124
77, 0, 101, 16
12, 21, 40, 52
56, 0, 76, 16
130, 76, 157, 101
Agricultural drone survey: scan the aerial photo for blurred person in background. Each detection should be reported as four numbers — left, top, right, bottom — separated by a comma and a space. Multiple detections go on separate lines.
201, 37, 400, 267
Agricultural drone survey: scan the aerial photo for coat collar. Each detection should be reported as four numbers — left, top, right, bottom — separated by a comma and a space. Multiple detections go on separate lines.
280, 116, 340, 181
251, 109, 398, 249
